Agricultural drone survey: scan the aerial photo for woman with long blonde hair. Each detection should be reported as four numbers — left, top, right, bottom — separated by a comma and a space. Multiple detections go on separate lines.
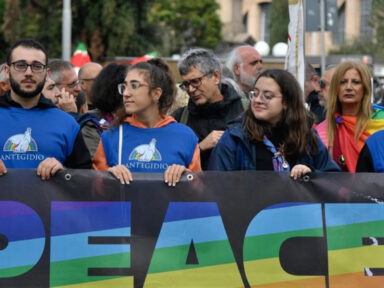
316, 61, 384, 172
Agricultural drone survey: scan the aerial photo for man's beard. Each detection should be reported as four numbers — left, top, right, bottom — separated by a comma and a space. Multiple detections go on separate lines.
240, 69, 257, 91
10, 74, 45, 99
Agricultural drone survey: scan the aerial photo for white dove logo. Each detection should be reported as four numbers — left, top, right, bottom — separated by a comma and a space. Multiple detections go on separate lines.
130, 138, 161, 162
4, 128, 37, 153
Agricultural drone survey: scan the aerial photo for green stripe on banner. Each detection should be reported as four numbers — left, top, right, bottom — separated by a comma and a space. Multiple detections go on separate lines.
0, 265, 35, 278
244, 227, 323, 261
327, 220, 384, 250
50, 253, 130, 287
148, 239, 236, 273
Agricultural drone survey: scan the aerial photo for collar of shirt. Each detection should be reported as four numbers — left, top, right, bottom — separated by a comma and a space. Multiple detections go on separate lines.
0, 91, 56, 109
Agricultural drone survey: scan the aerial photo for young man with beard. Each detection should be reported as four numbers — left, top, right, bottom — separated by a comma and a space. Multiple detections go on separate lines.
0, 38, 91, 179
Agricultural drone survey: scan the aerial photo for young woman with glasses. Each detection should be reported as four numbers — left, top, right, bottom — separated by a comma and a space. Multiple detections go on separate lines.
93, 58, 201, 185
208, 69, 340, 177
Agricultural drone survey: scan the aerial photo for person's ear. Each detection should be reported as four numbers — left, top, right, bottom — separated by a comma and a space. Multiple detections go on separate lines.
212, 71, 221, 85
234, 63, 241, 77
152, 87, 162, 102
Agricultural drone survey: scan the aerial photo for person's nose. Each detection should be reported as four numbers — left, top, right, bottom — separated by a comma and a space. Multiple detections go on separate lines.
187, 84, 197, 94
24, 66, 33, 76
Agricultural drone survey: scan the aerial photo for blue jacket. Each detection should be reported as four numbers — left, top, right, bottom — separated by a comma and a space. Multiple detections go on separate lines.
208, 117, 340, 172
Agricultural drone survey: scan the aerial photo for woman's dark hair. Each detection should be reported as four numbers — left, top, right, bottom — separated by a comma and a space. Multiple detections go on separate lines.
244, 69, 318, 157
89, 63, 128, 113
130, 58, 176, 114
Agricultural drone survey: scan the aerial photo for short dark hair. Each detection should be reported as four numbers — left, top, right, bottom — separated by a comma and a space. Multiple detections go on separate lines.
76, 91, 87, 112
89, 63, 128, 113
7, 38, 48, 65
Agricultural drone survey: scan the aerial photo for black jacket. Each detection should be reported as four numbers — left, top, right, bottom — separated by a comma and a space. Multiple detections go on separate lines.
173, 83, 244, 169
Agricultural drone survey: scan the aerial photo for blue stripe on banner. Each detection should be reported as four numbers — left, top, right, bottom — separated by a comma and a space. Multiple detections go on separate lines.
326, 204, 384, 226
0, 238, 45, 269
0, 215, 45, 241
247, 203, 323, 236
153, 216, 228, 248
163, 202, 220, 222
51, 202, 131, 236
51, 227, 131, 262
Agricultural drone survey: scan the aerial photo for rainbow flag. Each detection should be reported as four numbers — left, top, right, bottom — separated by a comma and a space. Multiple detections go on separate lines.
315, 106, 384, 172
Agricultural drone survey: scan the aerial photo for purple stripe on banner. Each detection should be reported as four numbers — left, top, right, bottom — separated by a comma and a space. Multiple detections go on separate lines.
0, 201, 37, 218
51, 201, 114, 212
0, 202, 45, 241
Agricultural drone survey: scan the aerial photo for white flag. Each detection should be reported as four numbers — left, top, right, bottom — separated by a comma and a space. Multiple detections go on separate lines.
285, 0, 305, 95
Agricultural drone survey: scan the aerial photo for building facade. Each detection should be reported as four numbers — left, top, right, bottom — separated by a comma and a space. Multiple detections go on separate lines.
216, 0, 373, 56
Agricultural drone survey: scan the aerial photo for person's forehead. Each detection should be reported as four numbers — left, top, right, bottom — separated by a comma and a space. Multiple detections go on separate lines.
11, 46, 46, 63
322, 68, 336, 81
181, 67, 204, 80
61, 68, 78, 82
45, 77, 55, 85
126, 69, 147, 82
83, 64, 102, 78
239, 47, 261, 61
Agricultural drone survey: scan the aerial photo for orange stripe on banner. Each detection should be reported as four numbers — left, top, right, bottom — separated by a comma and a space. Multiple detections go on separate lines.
329, 271, 384, 288
249, 276, 325, 288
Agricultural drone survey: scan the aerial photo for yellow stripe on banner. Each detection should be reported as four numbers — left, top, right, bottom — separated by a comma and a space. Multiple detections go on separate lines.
244, 257, 321, 286
288, 0, 299, 4
328, 246, 384, 276
144, 263, 243, 288
56, 277, 133, 288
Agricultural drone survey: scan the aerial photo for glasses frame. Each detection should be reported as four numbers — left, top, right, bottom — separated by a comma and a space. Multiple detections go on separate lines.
80, 78, 95, 82
248, 88, 282, 103
55, 80, 80, 89
117, 81, 149, 95
319, 79, 328, 89
10, 61, 47, 73
179, 73, 210, 91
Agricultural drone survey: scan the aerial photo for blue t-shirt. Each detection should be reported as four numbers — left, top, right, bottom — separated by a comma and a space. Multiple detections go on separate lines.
0, 106, 80, 168
100, 122, 198, 172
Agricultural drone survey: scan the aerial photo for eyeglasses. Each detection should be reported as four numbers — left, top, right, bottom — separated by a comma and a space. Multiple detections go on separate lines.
11, 61, 46, 73
319, 79, 328, 89
179, 74, 210, 91
80, 78, 95, 83
118, 81, 149, 95
248, 88, 282, 102
56, 80, 80, 89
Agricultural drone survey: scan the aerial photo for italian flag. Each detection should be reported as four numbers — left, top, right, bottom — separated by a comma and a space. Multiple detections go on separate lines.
70, 42, 91, 68
129, 51, 158, 65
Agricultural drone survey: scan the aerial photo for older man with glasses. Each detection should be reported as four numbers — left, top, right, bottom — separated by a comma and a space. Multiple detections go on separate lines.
48, 60, 102, 159
172, 48, 244, 170
48, 60, 81, 113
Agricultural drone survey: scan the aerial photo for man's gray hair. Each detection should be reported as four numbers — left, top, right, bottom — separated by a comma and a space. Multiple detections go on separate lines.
48, 60, 74, 83
178, 48, 222, 78
225, 45, 253, 74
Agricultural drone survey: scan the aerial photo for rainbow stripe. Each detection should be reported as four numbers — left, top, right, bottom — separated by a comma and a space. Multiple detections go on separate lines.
3, 139, 37, 152
2, 201, 384, 287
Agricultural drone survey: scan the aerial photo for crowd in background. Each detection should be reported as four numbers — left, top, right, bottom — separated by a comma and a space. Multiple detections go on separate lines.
1, 37, 384, 187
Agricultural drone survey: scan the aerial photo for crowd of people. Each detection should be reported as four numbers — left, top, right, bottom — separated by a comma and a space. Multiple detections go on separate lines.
1, 37, 384, 185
